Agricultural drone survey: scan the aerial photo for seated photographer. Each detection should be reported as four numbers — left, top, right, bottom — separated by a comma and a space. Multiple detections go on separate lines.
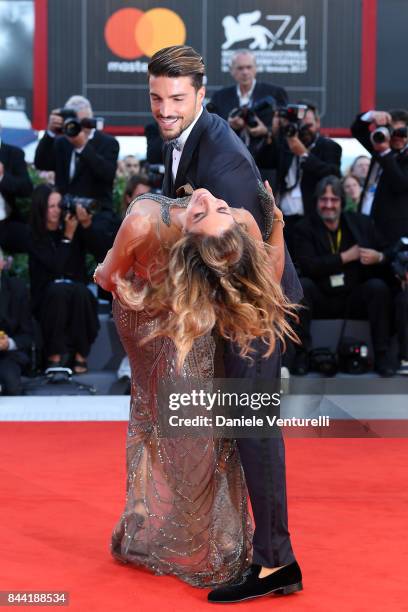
209, 50, 287, 156
0, 129, 33, 253
28, 185, 100, 373
256, 101, 342, 259
34, 95, 120, 261
0, 247, 33, 395
351, 109, 408, 246
292, 175, 394, 377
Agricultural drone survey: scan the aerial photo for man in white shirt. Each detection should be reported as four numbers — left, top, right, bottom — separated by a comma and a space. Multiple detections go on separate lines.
209, 50, 288, 155
351, 108, 408, 246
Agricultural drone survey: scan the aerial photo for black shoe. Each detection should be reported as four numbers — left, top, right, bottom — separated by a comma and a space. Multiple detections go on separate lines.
207, 561, 303, 603
375, 352, 396, 377
291, 350, 309, 376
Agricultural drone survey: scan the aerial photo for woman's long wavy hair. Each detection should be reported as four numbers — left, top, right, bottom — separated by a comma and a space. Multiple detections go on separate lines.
115, 223, 298, 371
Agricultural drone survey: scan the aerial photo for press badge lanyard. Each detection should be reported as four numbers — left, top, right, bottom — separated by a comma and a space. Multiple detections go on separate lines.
328, 227, 342, 254
328, 226, 345, 288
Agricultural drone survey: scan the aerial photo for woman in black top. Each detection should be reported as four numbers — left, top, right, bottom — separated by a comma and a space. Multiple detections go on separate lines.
28, 184, 99, 373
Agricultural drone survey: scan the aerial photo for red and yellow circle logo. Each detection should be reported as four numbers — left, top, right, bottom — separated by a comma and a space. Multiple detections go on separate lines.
104, 7, 186, 59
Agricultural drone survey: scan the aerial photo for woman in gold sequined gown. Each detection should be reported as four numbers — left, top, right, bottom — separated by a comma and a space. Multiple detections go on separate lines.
95, 187, 292, 587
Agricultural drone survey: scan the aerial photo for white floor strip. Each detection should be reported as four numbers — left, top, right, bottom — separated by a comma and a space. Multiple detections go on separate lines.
0, 396, 130, 421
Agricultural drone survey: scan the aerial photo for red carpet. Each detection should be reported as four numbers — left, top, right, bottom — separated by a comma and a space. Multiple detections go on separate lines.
1, 422, 407, 611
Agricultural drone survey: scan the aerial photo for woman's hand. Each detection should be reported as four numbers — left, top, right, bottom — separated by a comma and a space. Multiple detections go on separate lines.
264, 180, 283, 222
64, 213, 79, 240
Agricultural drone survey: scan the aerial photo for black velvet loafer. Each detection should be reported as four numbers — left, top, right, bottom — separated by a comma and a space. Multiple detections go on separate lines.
208, 561, 303, 603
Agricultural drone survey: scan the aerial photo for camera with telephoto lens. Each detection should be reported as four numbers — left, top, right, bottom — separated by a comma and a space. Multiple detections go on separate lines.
229, 96, 276, 129
390, 237, 408, 281
60, 194, 98, 215
370, 125, 408, 145
278, 104, 308, 137
54, 108, 104, 137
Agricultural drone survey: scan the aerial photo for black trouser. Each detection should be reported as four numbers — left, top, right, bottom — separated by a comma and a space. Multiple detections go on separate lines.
395, 286, 408, 360
297, 277, 392, 354
0, 219, 30, 253
223, 339, 295, 568
36, 282, 99, 358
0, 355, 22, 395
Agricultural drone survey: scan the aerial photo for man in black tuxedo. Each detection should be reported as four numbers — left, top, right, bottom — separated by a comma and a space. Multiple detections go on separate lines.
34, 95, 120, 259
0, 248, 33, 395
256, 102, 342, 259
209, 50, 287, 157
148, 45, 303, 603
351, 108, 408, 246
0, 136, 33, 253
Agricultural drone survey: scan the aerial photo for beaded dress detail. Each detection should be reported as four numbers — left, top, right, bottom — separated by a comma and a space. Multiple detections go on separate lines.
111, 194, 253, 587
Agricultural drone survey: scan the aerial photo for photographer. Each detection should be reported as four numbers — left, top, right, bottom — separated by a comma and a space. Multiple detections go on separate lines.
34, 95, 120, 260
0, 127, 33, 253
28, 185, 100, 373
292, 176, 394, 376
256, 101, 342, 257
0, 247, 33, 395
351, 109, 408, 246
209, 50, 287, 156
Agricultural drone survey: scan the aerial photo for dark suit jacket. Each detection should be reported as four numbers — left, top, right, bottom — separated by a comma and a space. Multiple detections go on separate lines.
0, 275, 33, 366
256, 133, 342, 216
209, 82, 288, 156
351, 113, 408, 245
0, 142, 33, 219
209, 81, 288, 120
34, 131, 119, 209
294, 211, 388, 295
162, 108, 302, 302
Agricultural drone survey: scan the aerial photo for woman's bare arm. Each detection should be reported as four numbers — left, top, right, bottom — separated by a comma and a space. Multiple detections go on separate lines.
94, 213, 150, 292
235, 190, 285, 283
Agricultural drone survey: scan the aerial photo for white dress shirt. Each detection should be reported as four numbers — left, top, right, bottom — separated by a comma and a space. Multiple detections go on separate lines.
171, 107, 203, 182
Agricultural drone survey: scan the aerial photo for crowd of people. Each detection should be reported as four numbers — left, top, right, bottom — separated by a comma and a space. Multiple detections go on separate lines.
1, 48, 408, 395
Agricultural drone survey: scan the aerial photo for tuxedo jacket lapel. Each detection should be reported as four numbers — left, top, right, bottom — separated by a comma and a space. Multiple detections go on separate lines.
162, 144, 174, 197
174, 111, 210, 192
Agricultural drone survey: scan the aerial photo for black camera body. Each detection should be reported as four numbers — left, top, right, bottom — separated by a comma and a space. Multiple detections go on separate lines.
54, 108, 103, 137
338, 337, 370, 374
390, 237, 408, 281
370, 125, 408, 145
60, 194, 98, 215
309, 347, 338, 377
229, 96, 276, 129
278, 104, 308, 137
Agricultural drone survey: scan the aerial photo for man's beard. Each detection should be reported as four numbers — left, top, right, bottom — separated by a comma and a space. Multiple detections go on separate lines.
157, 114, 195, 142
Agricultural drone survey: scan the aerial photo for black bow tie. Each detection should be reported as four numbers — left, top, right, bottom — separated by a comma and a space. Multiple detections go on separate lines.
170, 138, 182, 152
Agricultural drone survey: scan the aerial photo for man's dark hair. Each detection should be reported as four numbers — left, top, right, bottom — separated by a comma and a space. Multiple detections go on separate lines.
390, 109, 408, 125
124, 174, 152, 199
297, 99, 320, 120
315, 175, 345, 208
148, 45, 205, 91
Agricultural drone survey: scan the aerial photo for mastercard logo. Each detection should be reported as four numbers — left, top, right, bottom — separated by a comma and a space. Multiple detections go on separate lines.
104, 7, 186, 59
